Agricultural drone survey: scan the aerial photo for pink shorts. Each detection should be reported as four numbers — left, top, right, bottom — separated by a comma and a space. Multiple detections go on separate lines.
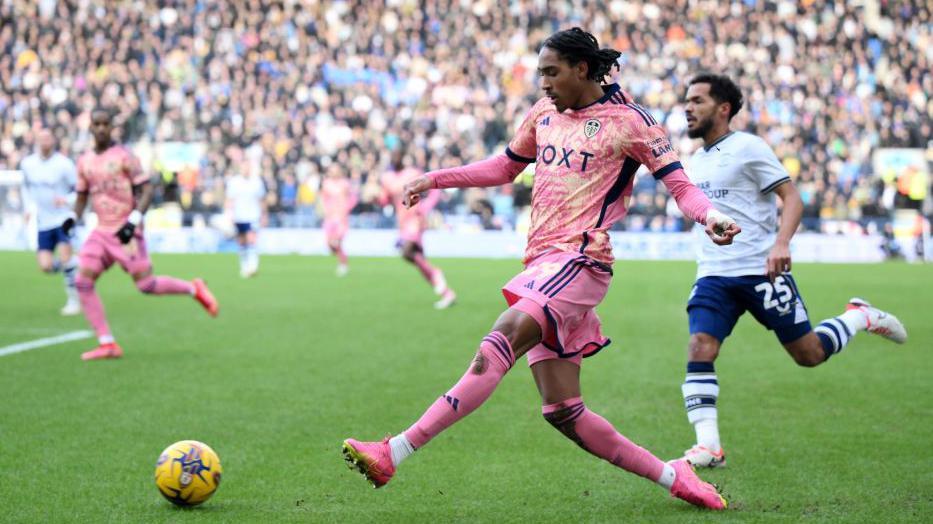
398, 226, 423, 244
79, 228, 151, 275
502, 250, 612, 367
398, 216, 424, 244
323, 219, 348, 242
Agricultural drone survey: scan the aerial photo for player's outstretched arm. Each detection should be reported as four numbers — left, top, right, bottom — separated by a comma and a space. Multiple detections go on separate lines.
658, 168, 740, 245
766, 180, 802, 280
403, 153, 528, 208
401, 174, 434, 209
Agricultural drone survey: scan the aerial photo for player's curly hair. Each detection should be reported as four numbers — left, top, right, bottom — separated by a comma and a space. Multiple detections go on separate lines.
689, 74, 744, 120
542, 27, 621, 83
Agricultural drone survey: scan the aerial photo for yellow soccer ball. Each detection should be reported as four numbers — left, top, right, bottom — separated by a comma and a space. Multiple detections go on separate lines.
154, 440, 223, 506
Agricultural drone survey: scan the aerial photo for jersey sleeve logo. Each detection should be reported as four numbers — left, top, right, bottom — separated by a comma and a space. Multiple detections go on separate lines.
648, 137, 673, 158
584, 119, 601, 138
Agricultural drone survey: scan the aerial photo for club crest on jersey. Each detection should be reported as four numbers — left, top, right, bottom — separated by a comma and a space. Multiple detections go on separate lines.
584, 119, 601, 138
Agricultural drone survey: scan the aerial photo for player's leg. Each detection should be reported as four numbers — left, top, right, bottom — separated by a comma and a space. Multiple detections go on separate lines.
74, 231, 121, 360
745, 274, 840, 367
681, 277, 742, 468
784, 303, 906, 367
75, 266, 124, 360
400, 240, 456, 307
245, 228, 259, 274
326, 221, 349, 276
781, 333, 830, 367
400, 240, 432, 280
682, 331, 727, 467
532, 359, 723, 509
57, 240, 80, 315
534, 358, 674, 484
131, 267, 194, 296
745, 274, 906, 369
342, 307, 540, 487
36, 228, 59, 273
330, 238, 348, 276
36, 249, 55, 273
117, 233, 218, 316
235, 224, 250, 276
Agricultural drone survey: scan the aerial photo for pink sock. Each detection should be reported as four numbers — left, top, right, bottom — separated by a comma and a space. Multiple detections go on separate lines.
75, 274, 112, 340
404, 332, 514, 448
542, 397, 664, 482
136, 275, 194, 295
336, 247, 348, 265
411, 253, 438, 285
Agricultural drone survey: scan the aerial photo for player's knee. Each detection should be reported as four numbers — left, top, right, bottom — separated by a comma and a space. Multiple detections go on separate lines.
492, 315, 540, 352
542, 401, 586, 448
74, 272, 96, 292
135, 275, 156, 294
38, 262, 55, 273
688, 333, 720, 361
789, 347, 824, 367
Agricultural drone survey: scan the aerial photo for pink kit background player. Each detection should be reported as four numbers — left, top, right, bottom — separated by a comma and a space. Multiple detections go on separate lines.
382, 167, 441, 244
321, 177, 357, 242
76, 145, 151, 274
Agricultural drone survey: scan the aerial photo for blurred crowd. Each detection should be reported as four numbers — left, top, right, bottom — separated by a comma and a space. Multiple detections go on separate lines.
1, 0, 930, 233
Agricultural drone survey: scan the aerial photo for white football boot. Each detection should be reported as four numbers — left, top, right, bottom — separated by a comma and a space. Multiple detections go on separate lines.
683, 445, 727, 468
847, 298, 907, 344
60, 299, 81, 316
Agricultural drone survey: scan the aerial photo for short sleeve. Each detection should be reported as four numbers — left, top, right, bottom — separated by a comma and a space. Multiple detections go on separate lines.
125, 150, 148, 185
626, 122, 682, 179
505, 101, 541, 164
75, 157, 88, 192
746, 137, 790, 193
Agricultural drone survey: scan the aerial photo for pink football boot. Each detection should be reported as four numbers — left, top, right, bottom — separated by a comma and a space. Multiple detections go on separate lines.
81, 342, 124, 361
668, 459, 727, 510
342, 437, 396, 488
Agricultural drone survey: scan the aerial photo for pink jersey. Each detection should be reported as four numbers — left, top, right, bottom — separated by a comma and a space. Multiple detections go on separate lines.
320, 177, 357, 222
507, 83, 683, 265
381, 168, 440, 238
76, 145, 147, 232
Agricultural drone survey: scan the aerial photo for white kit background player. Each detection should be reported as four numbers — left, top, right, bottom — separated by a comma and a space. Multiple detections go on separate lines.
21, 129, 80, 315
225, 162, 267, 278
678, 73, 907, 468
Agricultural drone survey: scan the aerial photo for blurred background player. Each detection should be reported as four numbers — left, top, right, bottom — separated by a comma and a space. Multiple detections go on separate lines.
20, 128, 80, 315
320, 165, 357, 276
225, 161, 267, 278
344, 28, 740, 510
679, 74, 908, 468
71, 109, 219, 360
381, 148, 456, 309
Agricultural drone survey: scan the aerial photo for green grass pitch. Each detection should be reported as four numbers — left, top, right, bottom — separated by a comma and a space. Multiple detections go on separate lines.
0, 251, 930, 523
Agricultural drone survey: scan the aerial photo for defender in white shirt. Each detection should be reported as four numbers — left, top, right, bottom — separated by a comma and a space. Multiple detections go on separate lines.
679, 74, 907, 468
20, 129, 80, 315
225, 164, 267, 278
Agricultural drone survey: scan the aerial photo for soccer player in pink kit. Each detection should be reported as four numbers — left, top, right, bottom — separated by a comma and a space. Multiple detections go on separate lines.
69, 109, 219, 361
343, 28, 740, 510
381, 149, 457, 309
320, 166, 357, 276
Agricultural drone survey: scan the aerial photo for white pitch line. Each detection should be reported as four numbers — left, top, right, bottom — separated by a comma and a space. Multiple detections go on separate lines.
0, 330, 93, 357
